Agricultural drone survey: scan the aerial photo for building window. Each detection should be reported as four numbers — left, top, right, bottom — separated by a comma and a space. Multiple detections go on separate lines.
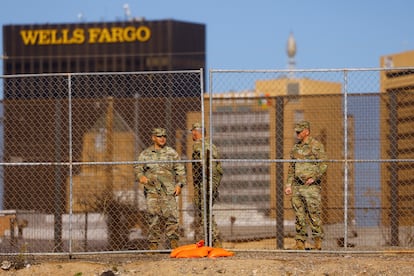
294, 110, 304, 123
287, 82, 299, 95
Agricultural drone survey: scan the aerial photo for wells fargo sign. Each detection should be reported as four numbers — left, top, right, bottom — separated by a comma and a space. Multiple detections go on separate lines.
19, 26, 151, 45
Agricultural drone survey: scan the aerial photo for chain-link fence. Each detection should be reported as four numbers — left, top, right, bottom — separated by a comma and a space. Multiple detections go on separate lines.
0, 68, 413, 255
0, 71, 202, 254
209, 68, 414, 252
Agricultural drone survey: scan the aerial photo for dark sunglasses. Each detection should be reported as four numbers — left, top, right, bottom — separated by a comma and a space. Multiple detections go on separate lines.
156, 135, 167, 138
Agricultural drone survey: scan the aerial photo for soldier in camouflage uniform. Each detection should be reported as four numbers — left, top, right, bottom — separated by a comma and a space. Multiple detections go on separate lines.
285, 121, 327, 250
191, 122, 223, 247
134, 128, 186, 250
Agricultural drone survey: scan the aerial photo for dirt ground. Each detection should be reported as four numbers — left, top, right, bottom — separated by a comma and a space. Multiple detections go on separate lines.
1, 239, 413, 276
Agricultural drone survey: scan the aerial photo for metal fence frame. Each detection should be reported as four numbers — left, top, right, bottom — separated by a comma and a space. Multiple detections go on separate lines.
208, 68, 414, 253
0, 67, 413, 256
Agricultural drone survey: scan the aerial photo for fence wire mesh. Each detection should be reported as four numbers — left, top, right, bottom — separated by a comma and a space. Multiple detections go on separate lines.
0, 68, 413, 254
209, 69, 414, 251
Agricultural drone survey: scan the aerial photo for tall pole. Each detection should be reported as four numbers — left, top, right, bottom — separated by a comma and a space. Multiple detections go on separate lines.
275, 96, 284, 249
54, 97, 63, 252
105, 97, 114, 196
389, 91, 399, 246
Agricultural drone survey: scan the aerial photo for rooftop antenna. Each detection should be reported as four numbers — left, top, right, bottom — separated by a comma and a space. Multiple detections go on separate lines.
286, 32, 297, 79
77, 12, 84, 22
123, 3, 132, 21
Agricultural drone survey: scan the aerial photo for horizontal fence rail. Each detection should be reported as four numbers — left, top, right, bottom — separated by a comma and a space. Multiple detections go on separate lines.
0, 68, 413, 255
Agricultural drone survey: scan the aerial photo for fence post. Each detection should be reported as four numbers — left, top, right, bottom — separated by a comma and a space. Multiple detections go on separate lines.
275, 96, 284, 249
389, 90, 399, 246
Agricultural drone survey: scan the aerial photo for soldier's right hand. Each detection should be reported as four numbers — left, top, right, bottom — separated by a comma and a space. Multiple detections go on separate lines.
139, 175, 148, 184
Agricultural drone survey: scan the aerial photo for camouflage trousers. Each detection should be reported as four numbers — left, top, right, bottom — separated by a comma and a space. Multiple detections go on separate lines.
146, 191, 179, 244
193, 198, 221, 246
291, 184, 324, 241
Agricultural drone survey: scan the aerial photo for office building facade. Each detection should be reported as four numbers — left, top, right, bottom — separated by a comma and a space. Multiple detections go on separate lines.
380, 50, 414, 227
3, 19, 205, 98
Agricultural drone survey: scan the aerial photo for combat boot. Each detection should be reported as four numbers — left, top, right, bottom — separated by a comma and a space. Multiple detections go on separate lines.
170, 239, 179, 249
313, 237, 322, 250
294, 240, 305, 250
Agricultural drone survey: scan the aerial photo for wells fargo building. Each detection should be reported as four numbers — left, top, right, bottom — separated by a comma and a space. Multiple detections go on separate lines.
3, 20, 205, 97
2, 20, 205, 213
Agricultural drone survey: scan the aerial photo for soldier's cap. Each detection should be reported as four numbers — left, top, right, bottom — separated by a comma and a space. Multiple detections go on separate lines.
294, 121, 310, 132
191, 122, 203, 131
152, 127, 167, 136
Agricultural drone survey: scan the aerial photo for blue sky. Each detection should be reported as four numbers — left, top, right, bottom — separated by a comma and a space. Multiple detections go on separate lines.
1, 0, 414, 73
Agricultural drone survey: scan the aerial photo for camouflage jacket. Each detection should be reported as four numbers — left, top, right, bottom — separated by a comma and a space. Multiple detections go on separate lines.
192, 138, 223, 188
135, 145, 186, 194
286, 136, 327, 187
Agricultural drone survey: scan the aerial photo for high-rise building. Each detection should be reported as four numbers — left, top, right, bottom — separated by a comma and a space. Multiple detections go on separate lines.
3, 19, 205, 98
380, 50, 414, 227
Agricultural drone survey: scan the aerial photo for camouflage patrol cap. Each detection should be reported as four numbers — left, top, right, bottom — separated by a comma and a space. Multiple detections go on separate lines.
294, 121, 310, 132
191, 122, 203, 130
152, 127, 167, 136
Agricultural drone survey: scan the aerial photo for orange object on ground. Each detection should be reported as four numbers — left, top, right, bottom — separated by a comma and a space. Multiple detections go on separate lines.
175, 246, 213, 258
170, 240, 205, 258
207, 248, 235, 258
